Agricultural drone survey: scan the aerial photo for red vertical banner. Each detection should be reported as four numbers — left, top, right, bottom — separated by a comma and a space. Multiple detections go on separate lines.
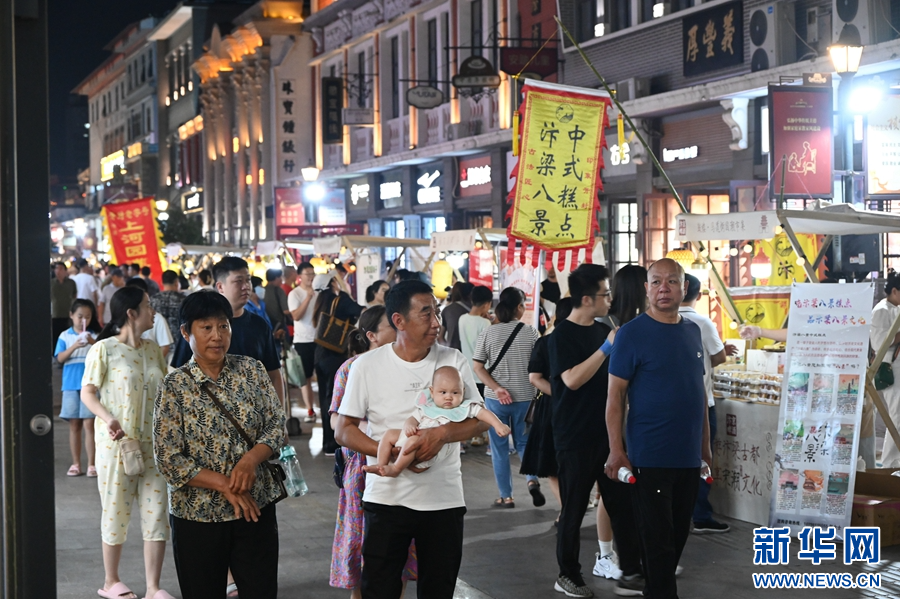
468, 249, 494, 288
274, 187, 306, 239
769, 86, 834, 198
101, 197, 166, 285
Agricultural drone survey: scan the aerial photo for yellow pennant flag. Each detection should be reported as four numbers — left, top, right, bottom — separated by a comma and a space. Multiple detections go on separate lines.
507, 80, 611, 266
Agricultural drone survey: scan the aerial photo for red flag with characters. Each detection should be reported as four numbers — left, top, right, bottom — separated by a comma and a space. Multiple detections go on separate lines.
507, 80, 611, 268
101, 197, 167, 285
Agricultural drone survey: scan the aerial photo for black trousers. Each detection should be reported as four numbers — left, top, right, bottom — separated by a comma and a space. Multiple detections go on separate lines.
361, 502, 466, 599
316, 354, 344, 453
556, 448, 642, 583
631, 467, 699, 599
170, 503, 279, 599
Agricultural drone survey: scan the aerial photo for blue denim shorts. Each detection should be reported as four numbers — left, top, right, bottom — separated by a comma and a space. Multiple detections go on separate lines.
60, 390, 94, 420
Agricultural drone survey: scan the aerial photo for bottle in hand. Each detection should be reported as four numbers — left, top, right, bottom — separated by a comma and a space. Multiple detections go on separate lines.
699, 460, 714, 484
617, 467, 636, 484
280, 445, 309, 497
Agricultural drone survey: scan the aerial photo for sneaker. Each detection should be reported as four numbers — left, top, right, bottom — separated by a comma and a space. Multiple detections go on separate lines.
614, 573, 645, 597
554, 576, 593, 597
304, 412, 316, 423
486, 446, 492, 457
675, 565, 684, 576
592, 552, 622, 580
460, 444, 467, 455
692, 519, 730, 534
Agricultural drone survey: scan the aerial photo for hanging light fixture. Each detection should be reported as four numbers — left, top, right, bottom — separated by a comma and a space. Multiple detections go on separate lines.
665, 247, 695, 270
301, 160, 320, 182
750, 248, 773, 280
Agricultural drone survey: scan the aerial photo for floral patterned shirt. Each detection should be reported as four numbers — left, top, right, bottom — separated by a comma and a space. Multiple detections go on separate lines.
153, 355, 286, 522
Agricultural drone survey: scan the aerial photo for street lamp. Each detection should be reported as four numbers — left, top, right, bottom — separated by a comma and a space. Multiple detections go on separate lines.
829, 25, 864, 202
301, 161, 320, 182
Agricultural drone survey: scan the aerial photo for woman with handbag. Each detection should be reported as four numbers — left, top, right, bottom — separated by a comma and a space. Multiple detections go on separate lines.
154, 290, 287, 599
473, 286, 540, 508
81, 286, 173, 599
312, 270, 363, 455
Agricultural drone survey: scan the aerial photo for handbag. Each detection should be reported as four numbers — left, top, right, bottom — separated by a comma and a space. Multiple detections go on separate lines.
333, 449, 347, 489
315, 295, 355, 353
284, 346, 307, 388
194, 374, 289, 504
874, 345, 900, 391
119, 348, 149, 476
524, 392, 542, 425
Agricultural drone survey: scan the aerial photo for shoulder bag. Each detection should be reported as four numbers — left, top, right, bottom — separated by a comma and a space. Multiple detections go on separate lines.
874, 345, 900, 390
487, 322, 525, 376
315, 295, 355, 353
180, 366, 288, 503
119, 348, 148, 476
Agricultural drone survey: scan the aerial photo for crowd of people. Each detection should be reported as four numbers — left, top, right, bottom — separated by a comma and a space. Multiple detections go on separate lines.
51, 254, 734, 599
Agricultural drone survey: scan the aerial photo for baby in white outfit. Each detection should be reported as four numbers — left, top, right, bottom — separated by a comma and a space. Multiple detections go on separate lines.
364, 365, 510, 477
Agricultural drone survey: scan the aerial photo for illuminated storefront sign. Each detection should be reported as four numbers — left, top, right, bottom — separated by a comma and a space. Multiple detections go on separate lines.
100, 150, 125, 182
416, 168, 442, 205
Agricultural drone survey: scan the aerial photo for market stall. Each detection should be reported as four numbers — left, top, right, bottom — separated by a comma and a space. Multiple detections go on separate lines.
676, 203, 900, 531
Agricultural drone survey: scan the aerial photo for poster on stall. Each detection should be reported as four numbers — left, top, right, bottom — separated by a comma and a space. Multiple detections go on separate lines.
101, 197, 165, 285
768, 282, 874, 539
866, 91, 900, 195
768, 85, 834, 198
355, 252, 382, 306
469, 249, 494, 289
499, 247, 541, 329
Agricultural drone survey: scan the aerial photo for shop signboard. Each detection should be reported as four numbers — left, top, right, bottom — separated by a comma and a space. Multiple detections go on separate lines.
452, 56, 501, 88
277, 78, 302, 183
322, 77, 343, 144
682, 1, 743, 78
274, 187, 305, 239
768, 282, 874, 540
415, 165, 443, 205
407, 86, 444, 109
675, 211, 779, 242
342, 107, 375, 126
430, 230, 476, 252
769, 85, 834, 198
100, 150, 125, 182
602, 133, 637, 177
866, 91, 900, 196
182, 189, 203, 213
458, 155, 493, 198
318, 188, 348, 226
499, 47, 557, 78
379, 171, 403, 209
355, 252, 383, 305
349, 177, 370, 208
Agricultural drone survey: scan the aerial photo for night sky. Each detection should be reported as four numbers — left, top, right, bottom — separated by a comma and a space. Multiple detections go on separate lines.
48, 0, 179, 177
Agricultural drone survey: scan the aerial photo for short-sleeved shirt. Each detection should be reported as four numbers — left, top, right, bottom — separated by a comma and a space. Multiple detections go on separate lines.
679, 306, 725, 408
338, 343, 482, 511
154, 355, 286, 522
288, 286, 317, 343
82, 338, 168, 442
142, 313, 174, 349
55, 327, 97, 390
264, 284, 290, 332
51, 278, 77, 318
458, 313, 490, 369
608, 313, 706, 468
170, 309, 281, 371
528, 336, 550, 379
99, 284, 119, 323
871, 298, 900, 367
442, 302, 470, 350
473, 321, 539, 403
71, 272, 99, 302
547, 319, 611, 451
151, 290, 185, 340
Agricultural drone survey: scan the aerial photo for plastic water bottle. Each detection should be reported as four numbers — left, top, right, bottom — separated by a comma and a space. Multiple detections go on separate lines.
279, 445, 309, 497
700, 460, 714, 484
617, 467, 636, 484
857, 456, 866, 473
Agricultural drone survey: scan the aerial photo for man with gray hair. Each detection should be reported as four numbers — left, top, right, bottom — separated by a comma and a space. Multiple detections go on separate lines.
606, 258, 711, 599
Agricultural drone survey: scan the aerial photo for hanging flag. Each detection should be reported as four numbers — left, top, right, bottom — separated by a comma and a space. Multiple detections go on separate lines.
507, 79, 611, 266
101, 197, 166, 285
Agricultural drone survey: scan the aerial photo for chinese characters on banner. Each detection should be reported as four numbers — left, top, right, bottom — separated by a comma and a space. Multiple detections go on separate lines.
769, 86, 834, 197
866, 91, 900, 195
682, 1, 743, 77
322, 77, 343, 144
277, 79, 300, 184
507, 80, 610, 267
101, 198, 166, 285
768, 283, 874, 540
469, 249, 495, 288
675, 211, 779, 242
355, 252, 382, 306
499, 247, 541, 329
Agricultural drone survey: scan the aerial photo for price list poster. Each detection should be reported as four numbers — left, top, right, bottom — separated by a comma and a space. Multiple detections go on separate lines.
768, 283, 874, 539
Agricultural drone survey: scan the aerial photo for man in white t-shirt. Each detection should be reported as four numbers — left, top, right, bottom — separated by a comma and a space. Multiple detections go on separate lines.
336, 280, 487, 599
288, 262, 318, 423
98, 268, 126, 325
71, 259, 100, 306
678, 274, 732, 535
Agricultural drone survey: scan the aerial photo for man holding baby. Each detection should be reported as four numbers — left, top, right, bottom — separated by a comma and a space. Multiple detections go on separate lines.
335, 280, 489, 599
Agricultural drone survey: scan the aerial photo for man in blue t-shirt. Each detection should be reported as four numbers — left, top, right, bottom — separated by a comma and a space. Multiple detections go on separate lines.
606, 258, 710, 599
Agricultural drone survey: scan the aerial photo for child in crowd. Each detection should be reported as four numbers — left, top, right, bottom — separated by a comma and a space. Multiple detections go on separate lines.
54, 298, 101, 477
365, 366, 509, 477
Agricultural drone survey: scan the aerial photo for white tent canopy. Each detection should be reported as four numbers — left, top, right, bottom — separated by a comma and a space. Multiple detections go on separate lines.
676, 203, 900, 243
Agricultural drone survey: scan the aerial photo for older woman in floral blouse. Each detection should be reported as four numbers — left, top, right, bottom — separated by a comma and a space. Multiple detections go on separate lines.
154, 291, 286, 599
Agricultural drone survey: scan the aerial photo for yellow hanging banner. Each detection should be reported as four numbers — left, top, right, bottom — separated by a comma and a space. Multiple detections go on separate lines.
507, 80, 610, 266
757, 233, 820, 286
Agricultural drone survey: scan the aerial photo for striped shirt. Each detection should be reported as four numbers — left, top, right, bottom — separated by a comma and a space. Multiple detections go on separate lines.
473, 321, 539, 403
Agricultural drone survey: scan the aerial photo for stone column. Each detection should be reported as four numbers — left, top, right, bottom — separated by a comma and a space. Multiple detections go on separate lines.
248, 55, 262, 242
213, 81, 226, 242
234, 65, 248, 245
199, 88, 215, 238
257, 49, 273, 240
220, 72, 234, 243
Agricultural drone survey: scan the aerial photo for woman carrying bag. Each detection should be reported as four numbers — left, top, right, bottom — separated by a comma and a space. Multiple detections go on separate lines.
154, 291, 287, 599
81, 286, 173, 599
473, 287, 540, 508
312, 271, 363, 456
